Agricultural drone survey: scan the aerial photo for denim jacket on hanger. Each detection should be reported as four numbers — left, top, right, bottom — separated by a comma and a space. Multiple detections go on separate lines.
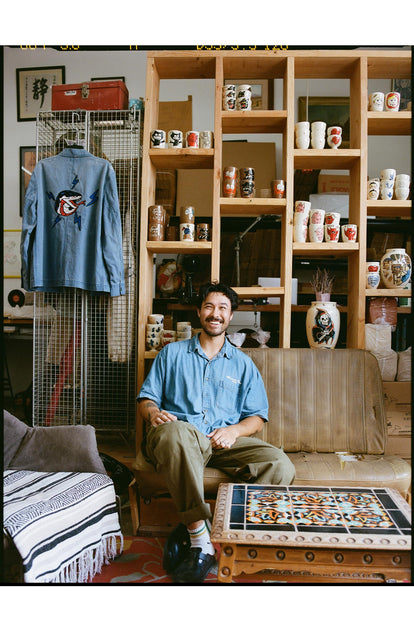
21, 147, 125, 296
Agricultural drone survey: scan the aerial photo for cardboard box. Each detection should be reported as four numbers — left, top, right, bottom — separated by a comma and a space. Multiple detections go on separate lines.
318, 174, 350, 193
258, 277, 298, 305
383, 381, 412, 435
176, 141, 277, 217
308, 193, 349, 219
386, 435, 411, 459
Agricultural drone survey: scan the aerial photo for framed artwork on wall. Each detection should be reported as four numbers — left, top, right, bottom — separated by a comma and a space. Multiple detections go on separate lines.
16, 66, 65, 121
224, 79, 274, 110
20, 146, 36, 216
3, 230, 21, 278
90, 76, 126, 83
298, 96, 350, 148
391, 79, 411, 110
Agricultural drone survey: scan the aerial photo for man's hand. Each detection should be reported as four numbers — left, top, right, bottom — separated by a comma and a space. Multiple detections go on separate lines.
207, 426, 239, 449
140, 399, 177, 427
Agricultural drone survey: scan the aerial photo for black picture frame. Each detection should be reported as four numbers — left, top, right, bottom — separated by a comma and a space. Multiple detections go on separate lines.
19, 146, 36, 216
90, 76, 126, 83
16, 66, 65, 121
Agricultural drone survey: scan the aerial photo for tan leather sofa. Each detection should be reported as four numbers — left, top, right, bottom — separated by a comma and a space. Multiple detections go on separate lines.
130, 348, 411, 535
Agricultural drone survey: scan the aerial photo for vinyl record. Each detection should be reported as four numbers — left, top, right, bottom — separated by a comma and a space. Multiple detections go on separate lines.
8, 289, 25, 307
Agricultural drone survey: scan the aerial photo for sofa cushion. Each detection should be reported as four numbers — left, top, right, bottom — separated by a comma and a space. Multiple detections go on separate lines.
3, 410, 29, 469
288, 452, 411, 496
6, 415, 106, 474
243, 349, 387, 454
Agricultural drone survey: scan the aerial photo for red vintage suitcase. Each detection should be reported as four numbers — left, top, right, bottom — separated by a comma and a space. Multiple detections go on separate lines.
52, 80, 129, 111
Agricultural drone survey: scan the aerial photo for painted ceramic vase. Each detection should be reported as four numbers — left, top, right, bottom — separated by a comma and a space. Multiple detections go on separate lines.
380, 248, 412, 289
306, 301, 340, 349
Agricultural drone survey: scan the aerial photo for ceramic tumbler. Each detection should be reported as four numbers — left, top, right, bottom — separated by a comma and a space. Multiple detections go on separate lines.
185, 131, 199, 148
150, 129, 166, 148
325, 212, 341, 226
196, 223, 210, 241
367, 179, 380, 200
167, 130, 183, 148
180, 223, 195, 241
309, 224, 324, 243
148, 314, 164, 324
368, 92, 384, 111
293, 222, 308, 242
366, 262, 380, 290
200, 131, 214, 148
295, 200, 311, 215
236, 84, 252, 110
223, 166, 238, 197
341, 224, 357, 242
180, 205, 195, 223
324, 224, 340, 242
271, 179, 285, 198
385, 92, 400, 111
310, 209, 325, 224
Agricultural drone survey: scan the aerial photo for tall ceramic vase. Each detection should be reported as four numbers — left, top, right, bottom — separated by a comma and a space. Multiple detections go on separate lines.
380, 248, 412, 289
306, 301, 340, 349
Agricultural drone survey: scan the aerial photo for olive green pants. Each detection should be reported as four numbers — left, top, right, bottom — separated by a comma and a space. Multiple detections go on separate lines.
145, 419, 296, 525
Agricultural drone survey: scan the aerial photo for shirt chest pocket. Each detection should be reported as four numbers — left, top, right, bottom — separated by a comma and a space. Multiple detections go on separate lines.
215, 377, 241, 413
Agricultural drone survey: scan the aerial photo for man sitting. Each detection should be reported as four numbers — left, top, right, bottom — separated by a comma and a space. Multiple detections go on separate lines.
137, 282, 295, 583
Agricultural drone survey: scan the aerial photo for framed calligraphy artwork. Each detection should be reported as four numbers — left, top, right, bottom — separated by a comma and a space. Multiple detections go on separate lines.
16, 66, 65, 121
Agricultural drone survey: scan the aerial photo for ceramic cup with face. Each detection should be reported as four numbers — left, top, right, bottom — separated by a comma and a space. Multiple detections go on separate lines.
385, 92, 400, 111
341, 224, 358, 242
309, 224, 324, 242
368, 92, 385, 111
167, 130, 183, 148
367, 178, 380, 200
310, 209, 325, 225
325, 212, 341, 226
186, 131, 199, 148
324, 224, 340, 242
150, 129, 166, 148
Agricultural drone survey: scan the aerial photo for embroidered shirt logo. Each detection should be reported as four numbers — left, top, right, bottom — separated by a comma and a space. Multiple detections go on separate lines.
48, 176, 98, 230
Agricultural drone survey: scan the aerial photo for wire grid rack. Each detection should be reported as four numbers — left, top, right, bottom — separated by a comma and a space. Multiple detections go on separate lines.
32, 109, 142, 432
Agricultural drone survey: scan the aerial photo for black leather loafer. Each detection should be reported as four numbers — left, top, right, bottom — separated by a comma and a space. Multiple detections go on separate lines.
162, 523, 191, 574
172, 547, 216, 584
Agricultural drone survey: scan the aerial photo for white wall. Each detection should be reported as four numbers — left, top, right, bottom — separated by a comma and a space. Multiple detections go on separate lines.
3, 46, 411, 307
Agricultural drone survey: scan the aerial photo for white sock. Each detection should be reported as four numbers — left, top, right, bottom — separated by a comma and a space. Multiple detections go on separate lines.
188, 521, 215, 555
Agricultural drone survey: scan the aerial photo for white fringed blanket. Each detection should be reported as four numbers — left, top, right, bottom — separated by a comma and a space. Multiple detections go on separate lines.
3, 470, 123, 583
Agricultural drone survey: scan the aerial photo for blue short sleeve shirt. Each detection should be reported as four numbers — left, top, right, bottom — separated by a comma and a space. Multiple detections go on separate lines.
137, 335, 269, 435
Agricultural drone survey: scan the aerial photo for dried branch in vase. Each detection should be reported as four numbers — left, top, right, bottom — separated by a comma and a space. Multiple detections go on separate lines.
311, 268, 335, 294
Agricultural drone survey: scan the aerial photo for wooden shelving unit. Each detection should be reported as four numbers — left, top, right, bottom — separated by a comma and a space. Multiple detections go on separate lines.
137, 48, 411, 447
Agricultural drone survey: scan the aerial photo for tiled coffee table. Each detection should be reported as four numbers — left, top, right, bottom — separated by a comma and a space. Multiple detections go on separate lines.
210, 483, 411, 583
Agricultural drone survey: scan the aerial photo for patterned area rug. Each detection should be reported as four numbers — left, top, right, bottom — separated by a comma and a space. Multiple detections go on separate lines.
90, 536, 278, 584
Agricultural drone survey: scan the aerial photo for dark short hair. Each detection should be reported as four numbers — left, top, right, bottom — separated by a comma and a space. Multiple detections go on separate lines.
196, 282, 239, 311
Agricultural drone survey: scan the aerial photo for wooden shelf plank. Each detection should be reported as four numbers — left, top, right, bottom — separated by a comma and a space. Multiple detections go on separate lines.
220, 198, 286, 215
231, 286, 284, 299
221, 110, 287, 134
367, 200, 411, 218
365, 289, 412, 297
293, 243, 359, 257
294, 149, 360, 169
146, 241, 212, 254
368, 111, 411, 136
149, 148, 214, 169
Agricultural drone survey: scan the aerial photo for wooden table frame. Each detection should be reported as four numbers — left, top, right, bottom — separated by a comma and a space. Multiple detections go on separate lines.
211, 483, 411, 583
